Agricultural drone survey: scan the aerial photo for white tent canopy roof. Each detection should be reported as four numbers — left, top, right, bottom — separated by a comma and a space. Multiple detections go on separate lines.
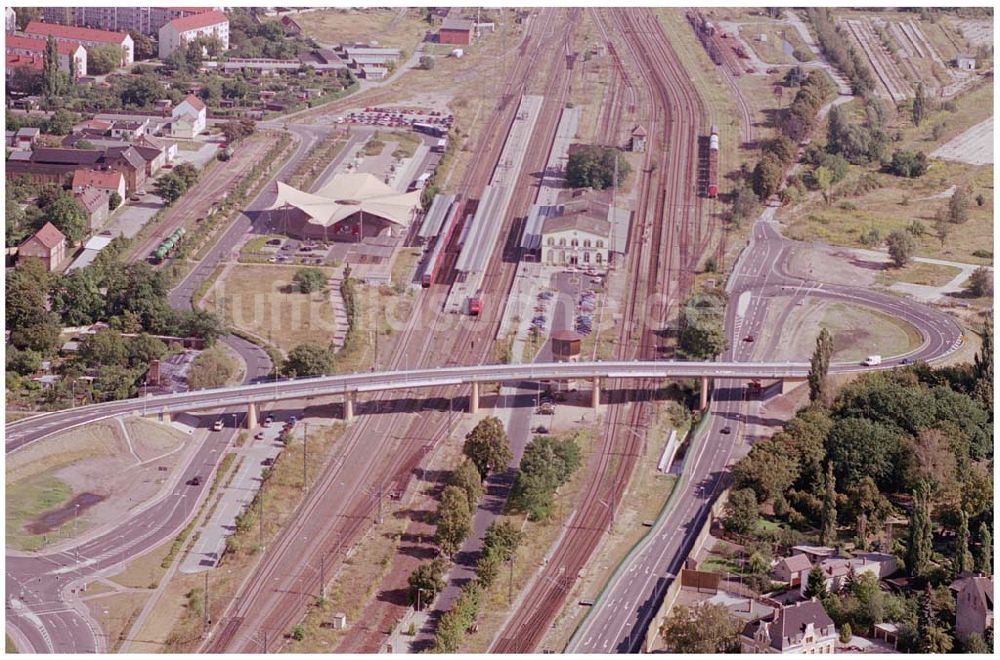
270, 173, 421, 228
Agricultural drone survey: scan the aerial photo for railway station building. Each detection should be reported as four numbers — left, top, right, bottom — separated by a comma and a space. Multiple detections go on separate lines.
521, 188, 631, 270
267, 173, 421, 242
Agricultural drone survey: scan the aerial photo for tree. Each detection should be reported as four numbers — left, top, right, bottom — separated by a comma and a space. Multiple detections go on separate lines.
840, 622, 853, 644
907, 428, 957, 500
291, 624, 305, 641
462, 416, 512, 478
43, 195, 88, 244
679, 291, 728, 359
972, 314, 993, 411
804, 565, 828, 599
732, 438, 798, 504
46, 109, 77, 136
820, 462, 838, 546
109, 191, 122, 211
92, 364, 141, 402
221, 118, 255, 143
659, 603, 741, 653
128, 30, 156, 60
283, 343, 335, 377
965, 267, 993, 297
722, 488, 758, 536
79, 330, 129, 368
408, 558, 447, 609
435, 485, 472, 555
947, 186, 970, 224
6, 261, 52, 331
906, 482, 934, 579
88, 44, 122, 75
751, 153, 784, 200
912, 82, 926, 127
975, 522, 991, 576
419, 55, 435, 70
508, 435, 582, 520
887, 150, 928, 178
729, 185, 759, 225
448, 459, 483, 511
153, 172, 188, 204
955, 509, 974, 575
188, 346, 236, 390
886, 229, 916, 268
825, 417, 901, 488
43, 35, 67, 99
173, 162, 200, 188
565, 145, 630, 190
808, 327, 834, 402
293, 268, 327, 294
6, 346, 42, 376
916, 586, 952, 653
128, 333, 166, 368
814, 165, 833, 204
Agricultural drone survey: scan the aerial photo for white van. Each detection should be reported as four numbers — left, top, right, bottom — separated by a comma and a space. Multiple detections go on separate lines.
862, 355, 882, 366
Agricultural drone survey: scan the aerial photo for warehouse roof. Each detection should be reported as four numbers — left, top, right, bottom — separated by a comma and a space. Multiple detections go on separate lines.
442, 18, 475, 31
418, 194, 458, 240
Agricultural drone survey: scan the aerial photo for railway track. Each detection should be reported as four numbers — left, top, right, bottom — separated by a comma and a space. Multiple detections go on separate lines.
202, 9, 583, 653
491, 8, 707, 651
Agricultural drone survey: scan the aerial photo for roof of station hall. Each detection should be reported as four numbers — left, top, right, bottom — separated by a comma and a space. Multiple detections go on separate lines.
269, 173, 421, 228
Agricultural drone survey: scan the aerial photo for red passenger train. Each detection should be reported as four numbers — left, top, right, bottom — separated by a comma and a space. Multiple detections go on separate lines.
421, 198, 466, 287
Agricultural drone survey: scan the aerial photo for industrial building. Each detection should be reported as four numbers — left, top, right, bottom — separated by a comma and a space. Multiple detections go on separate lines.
439, 17, 475, 45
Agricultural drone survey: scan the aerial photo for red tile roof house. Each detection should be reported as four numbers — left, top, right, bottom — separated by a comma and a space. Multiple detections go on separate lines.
951, 574, 994, 642
104, 145, 148, 193
72, 169, 126, 200
18, 222, 67, 271
74, 186, 110, 230
772, 554, 812, 586
6, 34, 88, 77
158, 10, 229, 60
171, 94, 207, 138
24, 20, 134, 66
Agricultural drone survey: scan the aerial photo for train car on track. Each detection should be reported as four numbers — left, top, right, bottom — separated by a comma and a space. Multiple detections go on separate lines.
413, 122, 447, 138
468, 292, 482, 316
706, 125, 719, 198
151, 227, 186, 264
421, 198, 466, 287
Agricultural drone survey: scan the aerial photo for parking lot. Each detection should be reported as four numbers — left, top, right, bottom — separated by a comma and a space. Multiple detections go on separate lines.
336, 105, 454, 130
247, 236, 337, 266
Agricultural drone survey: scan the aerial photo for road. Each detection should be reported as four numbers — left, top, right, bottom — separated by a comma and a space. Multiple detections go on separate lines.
565, 212, 964, 652
5, 416, 241, 653
4, 116, 341, 654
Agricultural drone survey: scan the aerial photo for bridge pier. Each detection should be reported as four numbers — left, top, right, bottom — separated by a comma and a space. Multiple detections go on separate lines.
344, 391, 356, 422
699, 376, 711, 411
780, 377, 808, 395
591, 377, 601, 410
470, 382, 480, 414
159, 410, 172, 424
246, 402, 258, 430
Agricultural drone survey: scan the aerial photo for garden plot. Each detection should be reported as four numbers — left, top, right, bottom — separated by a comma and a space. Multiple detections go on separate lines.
931, 117, 994, 166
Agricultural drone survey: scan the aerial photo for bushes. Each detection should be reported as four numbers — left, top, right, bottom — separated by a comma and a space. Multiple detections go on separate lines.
807, 8, 877, 96
293, 267, 327, 293
474, 521, 523, 587
886, 150, 928, 178
432, 582, 481, 652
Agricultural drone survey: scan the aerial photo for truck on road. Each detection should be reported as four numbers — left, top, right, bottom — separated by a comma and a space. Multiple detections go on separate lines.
862, 355, 882, 366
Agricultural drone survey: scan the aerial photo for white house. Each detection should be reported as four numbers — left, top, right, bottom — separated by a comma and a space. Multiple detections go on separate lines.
158, 10, 229, 60
6, 7, 16, 32
171, 95, 207, 138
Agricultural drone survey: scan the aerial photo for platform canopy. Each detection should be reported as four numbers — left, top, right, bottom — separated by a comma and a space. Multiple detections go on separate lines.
270, 172, 421, 229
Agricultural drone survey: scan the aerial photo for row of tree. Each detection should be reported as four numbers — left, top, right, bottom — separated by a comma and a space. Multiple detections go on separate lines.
806, 8, 878, 97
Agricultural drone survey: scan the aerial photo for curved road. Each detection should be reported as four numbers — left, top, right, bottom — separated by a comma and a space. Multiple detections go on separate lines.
566, 211, 964, 653
5, 118, 341, 654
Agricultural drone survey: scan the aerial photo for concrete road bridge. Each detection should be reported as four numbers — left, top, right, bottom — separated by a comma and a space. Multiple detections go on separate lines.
5, 359, 832, 451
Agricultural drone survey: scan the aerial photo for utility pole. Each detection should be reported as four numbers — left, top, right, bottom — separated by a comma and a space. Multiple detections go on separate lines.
302, 422, 308, 489
258, 483, 264, 551
203, 571, 209, 633
263, 630, 267, 654
508, 555, 514, 604
319, 553, 326, 600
